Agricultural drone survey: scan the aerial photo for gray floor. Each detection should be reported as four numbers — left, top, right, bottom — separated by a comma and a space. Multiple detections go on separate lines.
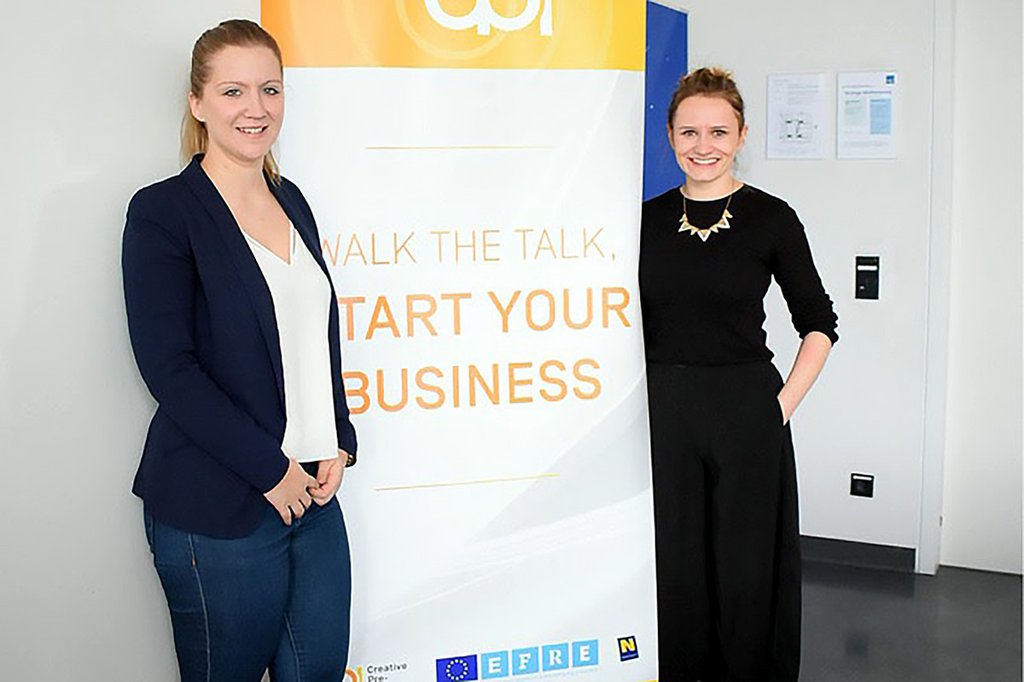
802, 561, 1022, 681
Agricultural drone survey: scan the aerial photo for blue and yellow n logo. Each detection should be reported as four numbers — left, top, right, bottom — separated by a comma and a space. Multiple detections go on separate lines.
617, 636, 639, 662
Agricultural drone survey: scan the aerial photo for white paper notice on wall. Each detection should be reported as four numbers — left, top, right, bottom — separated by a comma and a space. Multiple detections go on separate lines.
837, 71, 898, 159
766, 73, 827, 159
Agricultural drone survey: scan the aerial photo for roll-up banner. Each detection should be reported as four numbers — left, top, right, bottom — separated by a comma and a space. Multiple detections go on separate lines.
262, 2, 657, 680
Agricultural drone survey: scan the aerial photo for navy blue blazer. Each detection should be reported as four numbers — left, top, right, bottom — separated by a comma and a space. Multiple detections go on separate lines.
123, 156, 357, 538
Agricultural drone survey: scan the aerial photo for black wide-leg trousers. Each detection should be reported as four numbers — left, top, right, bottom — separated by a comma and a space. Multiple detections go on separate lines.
647, 361, 801, 682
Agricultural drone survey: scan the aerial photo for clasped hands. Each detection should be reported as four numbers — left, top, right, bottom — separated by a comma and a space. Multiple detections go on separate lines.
263, 450, 348, 525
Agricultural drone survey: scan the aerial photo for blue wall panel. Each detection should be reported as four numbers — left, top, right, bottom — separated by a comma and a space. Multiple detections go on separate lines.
643, 2, 688, 200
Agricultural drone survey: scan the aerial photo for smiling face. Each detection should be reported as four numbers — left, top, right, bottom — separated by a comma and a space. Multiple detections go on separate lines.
188, 44, 284, 170
668, 95, 747, 197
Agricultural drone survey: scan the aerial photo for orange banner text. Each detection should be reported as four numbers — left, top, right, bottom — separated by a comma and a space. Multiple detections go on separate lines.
344, 358, 602, 414
337, 287, 632, 341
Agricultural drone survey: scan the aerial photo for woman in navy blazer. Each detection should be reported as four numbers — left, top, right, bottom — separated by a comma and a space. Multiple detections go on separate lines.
123, 20, 357, 681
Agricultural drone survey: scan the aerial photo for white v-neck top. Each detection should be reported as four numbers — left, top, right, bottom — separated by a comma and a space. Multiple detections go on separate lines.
242, 222, 337, 463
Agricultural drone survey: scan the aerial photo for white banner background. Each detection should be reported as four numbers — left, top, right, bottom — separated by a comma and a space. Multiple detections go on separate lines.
279, 53, 657, 682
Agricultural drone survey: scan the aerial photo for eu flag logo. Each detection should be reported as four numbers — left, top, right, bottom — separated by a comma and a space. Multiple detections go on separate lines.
436, 655, 479, 681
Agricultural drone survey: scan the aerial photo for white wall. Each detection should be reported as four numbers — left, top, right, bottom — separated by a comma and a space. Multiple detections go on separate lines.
940, 0, 1022, 574
0, 1, 257, 678
681, 0, 1022, 575
682, 0, 939, 551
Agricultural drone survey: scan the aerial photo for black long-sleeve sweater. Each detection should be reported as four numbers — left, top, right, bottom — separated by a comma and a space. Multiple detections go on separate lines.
640, 184, 838, 366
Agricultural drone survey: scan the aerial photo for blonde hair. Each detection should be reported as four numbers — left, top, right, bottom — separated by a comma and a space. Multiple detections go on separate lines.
181, 19, 283, 183
667, 66, 746, 131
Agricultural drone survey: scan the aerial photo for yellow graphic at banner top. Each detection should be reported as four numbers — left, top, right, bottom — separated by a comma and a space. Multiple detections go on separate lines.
261, 0, 644, 70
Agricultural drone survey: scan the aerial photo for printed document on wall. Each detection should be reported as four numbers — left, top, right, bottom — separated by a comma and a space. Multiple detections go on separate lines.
766, 73, 826, 159
837, 71, 897, 159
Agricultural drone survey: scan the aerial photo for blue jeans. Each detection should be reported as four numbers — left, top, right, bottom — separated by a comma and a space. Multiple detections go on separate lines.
144, 499, 351, 681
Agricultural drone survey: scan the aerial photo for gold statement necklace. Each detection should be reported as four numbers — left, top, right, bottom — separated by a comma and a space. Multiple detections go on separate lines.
678, 186, 736, 242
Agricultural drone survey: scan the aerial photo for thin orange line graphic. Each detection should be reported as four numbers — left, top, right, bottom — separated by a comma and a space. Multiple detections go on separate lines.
375, 473, 559, 492
365, 144, 553, 151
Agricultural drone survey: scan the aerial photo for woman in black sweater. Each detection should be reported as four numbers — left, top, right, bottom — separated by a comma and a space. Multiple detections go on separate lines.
641, 68, 838, 681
